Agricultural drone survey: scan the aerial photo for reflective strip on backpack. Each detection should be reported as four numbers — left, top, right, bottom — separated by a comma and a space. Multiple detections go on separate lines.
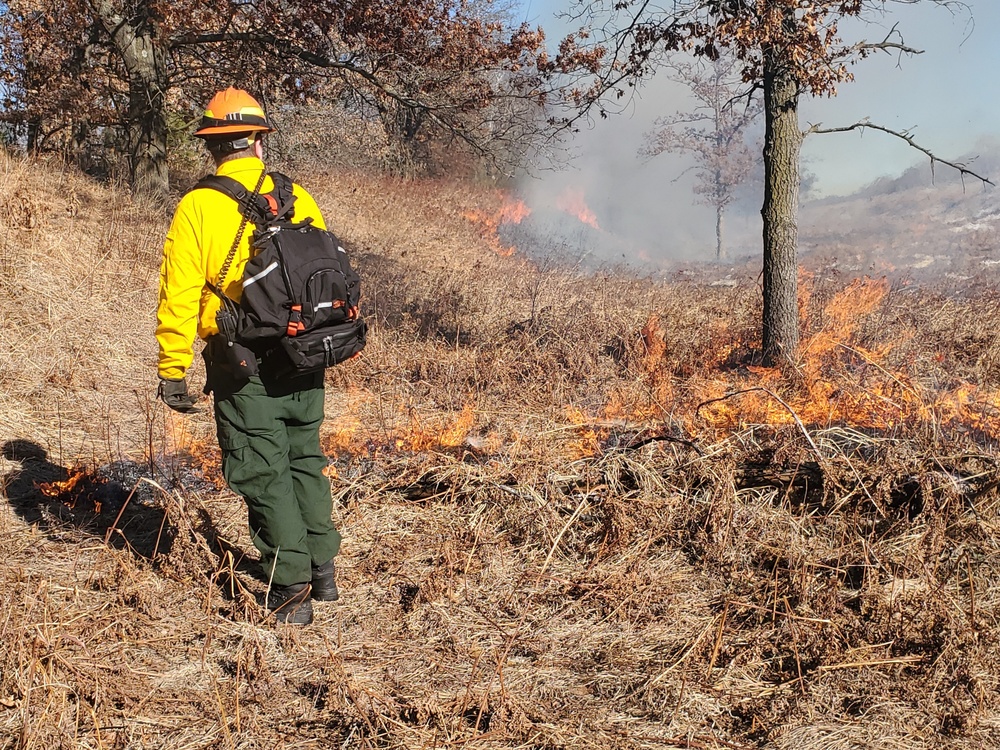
337, 246, 346, 253
242, 261, 279, 288
314, 302, 334, 311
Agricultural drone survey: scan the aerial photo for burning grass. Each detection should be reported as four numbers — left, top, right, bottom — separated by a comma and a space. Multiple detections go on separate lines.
3, 153, 1000, 748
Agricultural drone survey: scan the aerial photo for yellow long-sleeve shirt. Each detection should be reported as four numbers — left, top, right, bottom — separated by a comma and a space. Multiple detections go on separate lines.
155, 157, 327, 380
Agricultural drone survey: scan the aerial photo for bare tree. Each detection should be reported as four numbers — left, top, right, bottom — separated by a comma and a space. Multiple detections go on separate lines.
642, 56, 761, 260
550, 0, 991, 363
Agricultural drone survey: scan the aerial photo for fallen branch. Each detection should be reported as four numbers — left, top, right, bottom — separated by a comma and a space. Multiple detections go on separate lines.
625, 433, 704, 455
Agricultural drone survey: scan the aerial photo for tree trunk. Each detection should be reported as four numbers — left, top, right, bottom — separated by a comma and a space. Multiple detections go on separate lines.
26, 120, 41, 152
716, 203, 724, 260
92, 0, 170, 196
126, 61, 169, 196
760, 50, 802, 364
378, 96, 427, 175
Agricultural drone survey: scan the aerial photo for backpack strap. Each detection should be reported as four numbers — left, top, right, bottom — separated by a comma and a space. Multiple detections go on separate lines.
196, 174, 270, 224
267, 172, 297, 221
191, 171, 303, 308
196, 169, 267, 300
195, 171, 299, 224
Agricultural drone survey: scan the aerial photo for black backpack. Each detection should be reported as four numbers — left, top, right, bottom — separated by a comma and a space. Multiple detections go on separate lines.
197, 171, 367, 375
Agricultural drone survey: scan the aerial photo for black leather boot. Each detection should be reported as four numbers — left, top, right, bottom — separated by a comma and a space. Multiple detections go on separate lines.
266, 582, 313, 624
311, 560, 340, 601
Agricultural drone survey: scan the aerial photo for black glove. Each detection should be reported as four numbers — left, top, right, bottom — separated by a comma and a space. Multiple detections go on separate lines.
158, 377, 200, 413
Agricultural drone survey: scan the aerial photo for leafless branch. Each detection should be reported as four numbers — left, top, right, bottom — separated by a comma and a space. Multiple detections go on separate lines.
856, 39, 923, 57
805, 119, 993, 187
855, 23, 923, 57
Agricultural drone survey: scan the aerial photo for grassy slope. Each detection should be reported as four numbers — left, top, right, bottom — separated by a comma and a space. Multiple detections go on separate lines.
2, 151, 1000, 748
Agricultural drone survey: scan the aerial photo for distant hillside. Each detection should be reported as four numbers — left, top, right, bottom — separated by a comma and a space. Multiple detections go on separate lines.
845, 143, 1000, 199
796, 144, 998, 289
700, 142, 1000, 292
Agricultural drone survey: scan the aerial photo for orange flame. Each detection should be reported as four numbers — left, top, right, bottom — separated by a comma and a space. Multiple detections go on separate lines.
640, 313, 667, 368
497, 196, 531, 224
37, 468, 104, 513
563, 273, 1000, 457
164, 410, 223, 486
305, 272, 1000, 465
566, 405, 601, 459
396, 405, 476, 452
463, 194, 531, 257
38, 469, 87, 499
555, 188, 600, 230
324, 408, 366, 457
322, 391, 479, 457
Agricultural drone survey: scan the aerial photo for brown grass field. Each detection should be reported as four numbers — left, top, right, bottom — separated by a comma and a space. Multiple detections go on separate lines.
3, 149, 1000, 749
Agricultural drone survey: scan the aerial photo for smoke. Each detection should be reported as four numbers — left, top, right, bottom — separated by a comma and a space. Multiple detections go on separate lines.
515, 74, 763, 267
512, 0, 996, 268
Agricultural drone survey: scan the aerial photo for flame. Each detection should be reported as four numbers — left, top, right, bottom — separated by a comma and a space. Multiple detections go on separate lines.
322, 387, 379, 457
298, 272, 1000, 465
325, 413, 364, 456
496, 196, 531, 224
37, 468, 105, 513
38, 469, 86, 499
640, 313, 667, 368
822, 276, 888, 333
696, 276, 913, 431
566, 406, 601, 459
562, 273, 1000, 457
323, 388, 480, 457
555, 188, 600, 230
396, 405, 476, 452
165, 410, 222, 485
463, 194, 530, 258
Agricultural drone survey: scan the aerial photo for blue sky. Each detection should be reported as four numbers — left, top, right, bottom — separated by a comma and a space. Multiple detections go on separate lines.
800, 2, 1000, 195
512, 0, 999, 259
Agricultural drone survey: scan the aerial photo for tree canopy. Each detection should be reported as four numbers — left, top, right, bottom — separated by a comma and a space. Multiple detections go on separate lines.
0, 0, 558, 191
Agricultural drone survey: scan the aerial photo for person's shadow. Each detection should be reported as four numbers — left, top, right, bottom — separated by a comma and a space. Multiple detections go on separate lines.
2, 439, 174, 558
3, 439, 276, 620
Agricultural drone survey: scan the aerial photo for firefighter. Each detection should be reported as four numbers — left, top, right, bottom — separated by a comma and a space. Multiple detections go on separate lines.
155, 88, 340, 625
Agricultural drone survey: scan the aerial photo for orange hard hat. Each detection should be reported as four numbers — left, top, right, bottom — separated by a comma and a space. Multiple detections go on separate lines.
194, 88, 275, 138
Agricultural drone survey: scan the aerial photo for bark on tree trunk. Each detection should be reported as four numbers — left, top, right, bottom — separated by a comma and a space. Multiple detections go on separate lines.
92, 0, 170, 196
26, 120, 41, 152
760, 51, 802, 364
126, 62, 169, 196
716, 201, 725, 261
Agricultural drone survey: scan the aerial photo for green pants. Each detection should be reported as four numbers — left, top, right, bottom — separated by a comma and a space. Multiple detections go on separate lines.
211, 370, 341, 586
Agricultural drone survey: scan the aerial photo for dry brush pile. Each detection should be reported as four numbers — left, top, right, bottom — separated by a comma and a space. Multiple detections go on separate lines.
2, 151, 1000, 748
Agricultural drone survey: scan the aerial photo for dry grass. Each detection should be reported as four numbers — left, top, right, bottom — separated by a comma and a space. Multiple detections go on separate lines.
2, 150, 1000, 749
